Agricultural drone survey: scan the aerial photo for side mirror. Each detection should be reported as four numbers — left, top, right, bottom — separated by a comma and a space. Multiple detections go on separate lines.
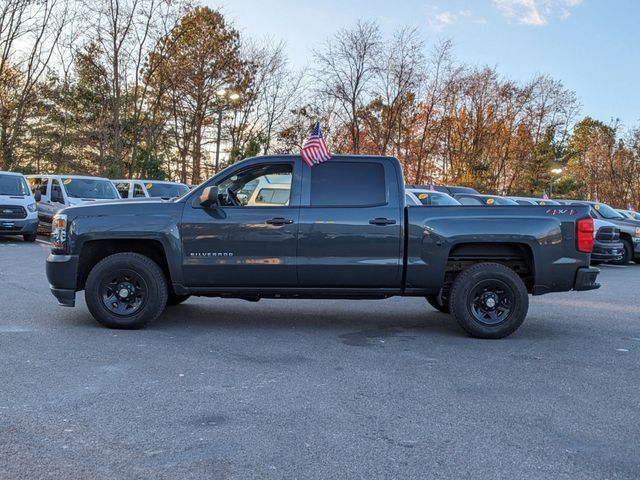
51, 191, 63, 204
33, 190, 41, 202
199, 186, 219, 207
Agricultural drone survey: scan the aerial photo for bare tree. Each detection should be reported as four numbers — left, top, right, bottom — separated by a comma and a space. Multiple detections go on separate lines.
313, 20, 380, 154
0, 0, 69, 169
370, 26, 425, 156
227, 39, 304, 162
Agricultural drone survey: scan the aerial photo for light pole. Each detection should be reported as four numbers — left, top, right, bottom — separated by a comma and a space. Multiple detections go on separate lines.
549, 168, 563, 198
214, 89, 240, 174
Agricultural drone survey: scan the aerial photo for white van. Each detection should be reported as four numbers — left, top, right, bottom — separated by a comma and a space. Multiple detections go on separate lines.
0, 171, 39, 242
112, 179, 190, 199
26, 175, 120, 231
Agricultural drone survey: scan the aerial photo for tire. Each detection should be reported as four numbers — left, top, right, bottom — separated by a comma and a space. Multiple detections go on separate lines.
85, 252, 168, 329
23, 233, 37, 242
449, 263, 529, 339
167, 293, 191, 306
611, 239, 633, 265
426, 290, 450, 314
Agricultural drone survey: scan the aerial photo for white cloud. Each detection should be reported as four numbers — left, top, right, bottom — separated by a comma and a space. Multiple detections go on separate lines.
428, 8, 486, 31
493, 0, 583, 26
429, 10, 456, 31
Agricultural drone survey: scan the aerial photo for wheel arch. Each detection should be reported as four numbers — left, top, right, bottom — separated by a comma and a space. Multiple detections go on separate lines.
445, 241, 535, 293
77, 239, 174, 292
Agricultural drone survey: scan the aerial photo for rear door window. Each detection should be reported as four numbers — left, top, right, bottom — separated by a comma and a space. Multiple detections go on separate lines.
310, 162, 386, 207
115, 183, 130, 198
51, 179, 64, 203
133, 183, 146, 197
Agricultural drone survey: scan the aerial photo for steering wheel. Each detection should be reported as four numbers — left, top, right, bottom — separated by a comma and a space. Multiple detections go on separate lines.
226, 188, 241, 206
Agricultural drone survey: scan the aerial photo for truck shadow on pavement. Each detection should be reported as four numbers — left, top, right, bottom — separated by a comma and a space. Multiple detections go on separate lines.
142, 299, 564, 341
151, 299, 463, 339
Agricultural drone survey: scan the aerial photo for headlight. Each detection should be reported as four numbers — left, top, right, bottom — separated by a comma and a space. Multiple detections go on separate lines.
51, 214, 68, 250
635, 227, 640, 237
27, 203, 37, 212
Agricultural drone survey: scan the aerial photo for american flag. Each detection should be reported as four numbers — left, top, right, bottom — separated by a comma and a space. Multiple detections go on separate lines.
593, 192, 599, 202
629, 203, 636, 212
301, 122, 331, 167
542, 190, 549, 200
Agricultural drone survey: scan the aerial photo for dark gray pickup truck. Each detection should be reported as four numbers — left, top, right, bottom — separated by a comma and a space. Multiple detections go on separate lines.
46, 155, 600, 338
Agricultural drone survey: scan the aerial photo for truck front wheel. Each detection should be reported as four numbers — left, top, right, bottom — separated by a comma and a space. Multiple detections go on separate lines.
85, 252, 168, 329
449, 263, 528, 339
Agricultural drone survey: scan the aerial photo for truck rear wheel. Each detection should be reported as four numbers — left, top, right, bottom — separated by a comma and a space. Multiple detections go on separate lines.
85, 252, 168, 329
449, 263, 528, 339
426, 291, 449, 314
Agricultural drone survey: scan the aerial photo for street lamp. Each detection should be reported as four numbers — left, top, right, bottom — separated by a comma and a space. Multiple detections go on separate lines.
214, 88, 240, 174
549, 168, 564, 197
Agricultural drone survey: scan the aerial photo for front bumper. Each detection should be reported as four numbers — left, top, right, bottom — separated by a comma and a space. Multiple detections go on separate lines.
573, 267, 600, 291
46, 254, 79, 307
592, 240, 624, 262
0, 218, 38, 235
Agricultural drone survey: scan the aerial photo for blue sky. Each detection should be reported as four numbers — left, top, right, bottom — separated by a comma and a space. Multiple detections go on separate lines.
213, 0, 639, 129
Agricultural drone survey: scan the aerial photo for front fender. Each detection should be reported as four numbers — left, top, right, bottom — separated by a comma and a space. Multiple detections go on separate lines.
68, 203, 185, 285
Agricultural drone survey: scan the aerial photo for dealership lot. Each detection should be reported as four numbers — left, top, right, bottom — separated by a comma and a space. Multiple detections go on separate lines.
1, 238, 639, 479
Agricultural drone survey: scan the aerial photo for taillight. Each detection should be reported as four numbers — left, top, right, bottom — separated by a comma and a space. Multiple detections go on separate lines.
576, 218, 594, 253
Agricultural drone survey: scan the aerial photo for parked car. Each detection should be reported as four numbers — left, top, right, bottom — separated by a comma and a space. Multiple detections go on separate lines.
508, 196, 560, 206
453, 194, 519, 206
26, 175, 120, 232
113, 179, 190, 199
617, 209, 640, 221
591, 219, 624, 264
558, 200, 640, 264
46, 154, 599, 339
0, 171, 39, 242
406, 184, 479, 196
406, 188, 460, 206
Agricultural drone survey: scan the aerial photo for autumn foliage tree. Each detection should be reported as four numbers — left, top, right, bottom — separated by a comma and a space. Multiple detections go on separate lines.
146, 7, 243, 184
1, 8, 640, 208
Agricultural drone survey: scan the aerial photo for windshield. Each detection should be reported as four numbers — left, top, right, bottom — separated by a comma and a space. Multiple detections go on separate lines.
593, 203, 624, 219
485, 196, 518, 205
411, 190, 460, 206
62, 178, 119, 199
0, 174, 30, 196
145, 182, 189, 198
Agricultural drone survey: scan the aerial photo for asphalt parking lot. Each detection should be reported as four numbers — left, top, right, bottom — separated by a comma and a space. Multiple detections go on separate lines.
1, 237, 639, 480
